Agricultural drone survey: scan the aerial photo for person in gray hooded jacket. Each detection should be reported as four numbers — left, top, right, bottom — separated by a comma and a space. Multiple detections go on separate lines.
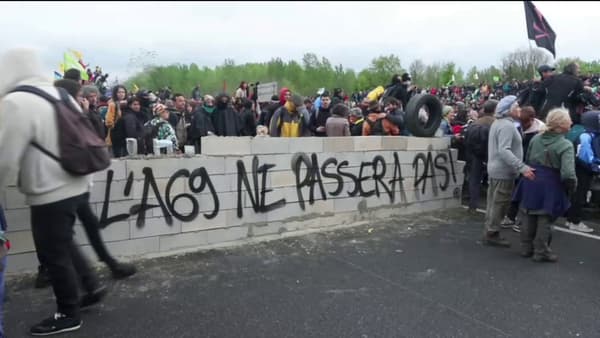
483, 95, 536, 247
0, 48, 103, 336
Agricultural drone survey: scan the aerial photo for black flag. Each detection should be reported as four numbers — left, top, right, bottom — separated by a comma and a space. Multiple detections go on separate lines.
524, 1, 557, 58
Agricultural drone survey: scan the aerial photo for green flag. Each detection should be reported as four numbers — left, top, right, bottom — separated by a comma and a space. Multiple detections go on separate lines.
493, 75, 500, 83
63, 51, 88, 81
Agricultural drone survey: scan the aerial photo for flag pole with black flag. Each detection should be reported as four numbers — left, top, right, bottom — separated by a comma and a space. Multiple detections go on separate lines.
524, 1, 557, 59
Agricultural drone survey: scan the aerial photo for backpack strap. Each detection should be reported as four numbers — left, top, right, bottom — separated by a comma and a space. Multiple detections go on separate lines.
10, 85, 60, 103
8, 85, 68, 163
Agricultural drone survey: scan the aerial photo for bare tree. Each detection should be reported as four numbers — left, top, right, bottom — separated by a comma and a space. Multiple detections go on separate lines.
127, 48, 158, 74
501, 48, 551, 81
409, 60, 425, 84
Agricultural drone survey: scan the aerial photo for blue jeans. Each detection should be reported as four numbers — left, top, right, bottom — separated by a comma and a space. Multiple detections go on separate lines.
0, 256, 6, 338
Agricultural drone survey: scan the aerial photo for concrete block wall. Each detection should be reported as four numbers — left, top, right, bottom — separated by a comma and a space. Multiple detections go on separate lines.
4, 136, 464, 274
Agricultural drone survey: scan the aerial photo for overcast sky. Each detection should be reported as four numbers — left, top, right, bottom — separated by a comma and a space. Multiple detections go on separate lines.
0, 1, 597, 82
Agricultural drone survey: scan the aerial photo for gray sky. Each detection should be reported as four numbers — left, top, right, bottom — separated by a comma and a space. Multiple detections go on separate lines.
0, 1, 596, 82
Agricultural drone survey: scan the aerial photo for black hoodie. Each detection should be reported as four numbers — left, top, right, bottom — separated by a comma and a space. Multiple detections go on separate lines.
212, 93, 241, 136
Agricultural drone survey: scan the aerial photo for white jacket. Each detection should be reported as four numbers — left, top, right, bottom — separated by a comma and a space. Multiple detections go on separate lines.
0, 48, 88, 206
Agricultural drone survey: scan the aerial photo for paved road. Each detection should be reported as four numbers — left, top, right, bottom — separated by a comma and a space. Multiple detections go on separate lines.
5, 208, 600, 337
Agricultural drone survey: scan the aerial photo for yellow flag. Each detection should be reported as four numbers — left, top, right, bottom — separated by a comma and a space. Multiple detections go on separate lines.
59, 63, 64, 73
132, 84, 139, 94
70, 49, 83, 61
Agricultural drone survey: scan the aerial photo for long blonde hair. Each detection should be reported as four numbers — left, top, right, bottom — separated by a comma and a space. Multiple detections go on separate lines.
543, 108, 572, 134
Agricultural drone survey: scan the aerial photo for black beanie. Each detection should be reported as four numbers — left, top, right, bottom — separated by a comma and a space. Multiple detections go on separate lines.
64, 68, 81, 82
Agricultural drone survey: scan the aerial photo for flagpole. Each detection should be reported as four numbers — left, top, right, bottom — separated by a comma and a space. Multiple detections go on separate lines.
528, 39, 536, 80
525, 1, 534, 80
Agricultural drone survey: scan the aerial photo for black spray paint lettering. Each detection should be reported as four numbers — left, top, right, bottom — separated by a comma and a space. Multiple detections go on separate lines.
386, 152, 407, 204
292, 153, 327, 210
337, 160, 359, 197
99, 169, 130, 228
189, 168, 220, 219
99, 166, 220, 228
99, 149, 456, 228
293, 153, 408, 205
237, 156, 286, 218
412, 150, 457, 196
320, 158, 343, 196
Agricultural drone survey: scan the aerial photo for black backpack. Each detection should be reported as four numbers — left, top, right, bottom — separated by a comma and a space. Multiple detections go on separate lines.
366, 117, 385, 136
9, 86, 111, 176
465, 123, 491, 160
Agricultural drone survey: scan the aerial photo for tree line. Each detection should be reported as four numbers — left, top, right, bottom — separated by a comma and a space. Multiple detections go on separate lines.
124, 49, 600, 98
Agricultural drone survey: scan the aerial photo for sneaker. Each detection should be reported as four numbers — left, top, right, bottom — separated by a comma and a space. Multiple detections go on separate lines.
34, 265, 52, 289
567, 222, 594, 233
30, 313, 82, 336
110, 262, 137, 280
500, 216, 516, 229
532, 253, 558, 263
80, 286, 108, 310
512, 223, 521, 233
483, 233, 511, 248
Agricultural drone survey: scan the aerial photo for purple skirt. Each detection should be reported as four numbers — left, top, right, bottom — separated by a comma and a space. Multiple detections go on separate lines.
512, 165, 571, 218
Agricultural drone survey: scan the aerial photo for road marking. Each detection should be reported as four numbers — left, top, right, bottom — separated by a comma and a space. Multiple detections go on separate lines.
460, 206, 600, 241
552, 226, 600, 240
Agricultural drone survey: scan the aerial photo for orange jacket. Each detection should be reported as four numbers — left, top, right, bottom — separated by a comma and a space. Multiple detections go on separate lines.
362, 113, 400, 136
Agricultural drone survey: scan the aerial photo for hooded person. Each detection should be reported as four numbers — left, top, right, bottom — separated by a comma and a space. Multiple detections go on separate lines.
188, 94, 216, 153
239, 98, 257, 137
211, 93, 241, 136
383, 73, 413, 108
0, 48, 105, 335
269, 94, 310, 137
279, 87, 291, 106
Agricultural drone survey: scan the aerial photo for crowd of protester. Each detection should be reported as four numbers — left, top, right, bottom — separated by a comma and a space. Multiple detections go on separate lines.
2, 45, 600, 337
57, 63, 600, 245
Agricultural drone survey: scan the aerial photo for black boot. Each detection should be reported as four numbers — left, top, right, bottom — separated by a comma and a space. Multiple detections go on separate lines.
34, 265, 52, 289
